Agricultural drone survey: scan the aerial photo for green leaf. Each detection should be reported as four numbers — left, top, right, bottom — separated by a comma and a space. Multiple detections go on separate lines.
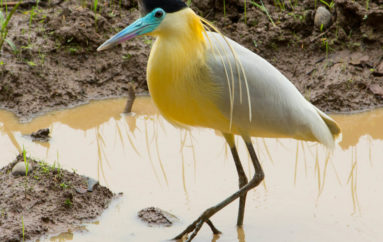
0, 11, 5, 26
27, 61, 36, 66
5, 38, 17, 53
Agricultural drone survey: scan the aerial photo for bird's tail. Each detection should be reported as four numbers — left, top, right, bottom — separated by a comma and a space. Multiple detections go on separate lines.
313, 106, 342, 149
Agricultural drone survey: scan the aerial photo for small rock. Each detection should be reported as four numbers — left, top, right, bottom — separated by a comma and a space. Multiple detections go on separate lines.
87, 177, 99, 192
137, 207, 178, 227
350, 54, 371, 67
314, 6, 332, 30
373, 61, 383, 76
31, 128, 50, 142
75, 187, 87, 194
12, 162, 33, 176
369, 84, 383, 97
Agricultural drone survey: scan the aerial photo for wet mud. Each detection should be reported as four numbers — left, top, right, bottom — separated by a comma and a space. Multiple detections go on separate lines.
138, 207, 179, 227
192, 0, 383, 112
0, 0, 382, 120
0, 154, 114, 242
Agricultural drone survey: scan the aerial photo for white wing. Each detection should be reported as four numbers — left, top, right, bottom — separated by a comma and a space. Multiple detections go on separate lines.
205, 32, 340, 148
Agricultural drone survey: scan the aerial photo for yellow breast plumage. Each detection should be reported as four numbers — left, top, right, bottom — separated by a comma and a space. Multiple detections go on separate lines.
146, 8, 230, 130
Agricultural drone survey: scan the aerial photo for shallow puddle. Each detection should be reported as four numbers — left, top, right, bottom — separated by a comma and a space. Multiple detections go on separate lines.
1, 97, 383, 242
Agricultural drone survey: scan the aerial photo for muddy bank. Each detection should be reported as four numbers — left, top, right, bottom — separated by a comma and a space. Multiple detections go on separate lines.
192, 0, 383, 112
0, 154, 114, 242
0, 0, 148, 122
0, 0, 382, 120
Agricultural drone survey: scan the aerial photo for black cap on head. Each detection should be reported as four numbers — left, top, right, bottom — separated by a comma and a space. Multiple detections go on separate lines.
138, 0, 187, 15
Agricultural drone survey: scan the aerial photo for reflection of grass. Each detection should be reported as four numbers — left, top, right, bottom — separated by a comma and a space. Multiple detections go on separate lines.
96, 127, 110, 186
313, 146, 333, 195
262, 138, 274, 164
180, 130, 188, 194
300, 142, 308, 176
294, 143, 299, 184
155, 123, 168, 185
347, 147, 360, 214
188, 132, 197, 181
121, 118, 141, 156
318, 152, 330, 196
144, 119, 161, 184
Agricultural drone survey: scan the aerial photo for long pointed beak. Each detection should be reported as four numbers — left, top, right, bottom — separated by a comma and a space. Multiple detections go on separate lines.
97, 18, 153, 51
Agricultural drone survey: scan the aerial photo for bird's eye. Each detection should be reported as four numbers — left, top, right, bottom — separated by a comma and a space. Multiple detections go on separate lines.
154, 10, 163, 18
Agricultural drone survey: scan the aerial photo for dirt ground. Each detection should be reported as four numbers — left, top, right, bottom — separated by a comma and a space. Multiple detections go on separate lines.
0, 0, 382, 122
0, 154, 114, 242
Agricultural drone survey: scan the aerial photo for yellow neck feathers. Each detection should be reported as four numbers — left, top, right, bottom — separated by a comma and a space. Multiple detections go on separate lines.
148, 8, 206, 82
146, 8, 228, 129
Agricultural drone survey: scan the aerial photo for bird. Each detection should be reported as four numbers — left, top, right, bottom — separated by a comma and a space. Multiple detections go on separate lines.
97, 0, 341, 241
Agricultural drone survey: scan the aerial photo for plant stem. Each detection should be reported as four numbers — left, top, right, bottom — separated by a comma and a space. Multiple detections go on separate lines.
0, 1, 20, 53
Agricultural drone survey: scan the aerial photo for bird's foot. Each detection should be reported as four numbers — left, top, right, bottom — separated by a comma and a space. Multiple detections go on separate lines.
173, 208, 221, 242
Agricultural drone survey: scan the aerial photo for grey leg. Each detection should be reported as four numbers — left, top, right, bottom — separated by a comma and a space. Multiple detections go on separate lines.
222, 133, 248, 226
173, 135, 264, 241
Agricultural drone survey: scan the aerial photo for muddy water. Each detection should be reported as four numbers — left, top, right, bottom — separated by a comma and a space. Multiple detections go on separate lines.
1, 97, 383, 242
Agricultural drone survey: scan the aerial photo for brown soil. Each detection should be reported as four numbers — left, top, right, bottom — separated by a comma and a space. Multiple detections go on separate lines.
0, 154, 114, 242
0, 0, 382, 121
192, 0, 383, 113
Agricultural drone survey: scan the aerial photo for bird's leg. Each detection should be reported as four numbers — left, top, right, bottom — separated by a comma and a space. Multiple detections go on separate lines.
206, 219, 221, 234
223, 133, 248, 226
173, 136, 264, 241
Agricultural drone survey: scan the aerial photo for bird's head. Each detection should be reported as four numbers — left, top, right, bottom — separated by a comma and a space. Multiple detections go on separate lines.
97, 0, 188, 51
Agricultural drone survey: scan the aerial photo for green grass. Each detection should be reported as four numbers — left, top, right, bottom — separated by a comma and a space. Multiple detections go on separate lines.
250, 0, 276, 27
321, 37, 330, 59
38, 160, 52, 174
0, 1, 21, 53
244, 0, 247, 24
93, 0, 99, 30
22, 146, 29, 176
319, 0, 335, 9
64, 198, 73, 208
60, 182, 69, 189
22, 215, 25, 242
93, 0, 99, 13
5, 38, 17, 54
273, 0, 285, 11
